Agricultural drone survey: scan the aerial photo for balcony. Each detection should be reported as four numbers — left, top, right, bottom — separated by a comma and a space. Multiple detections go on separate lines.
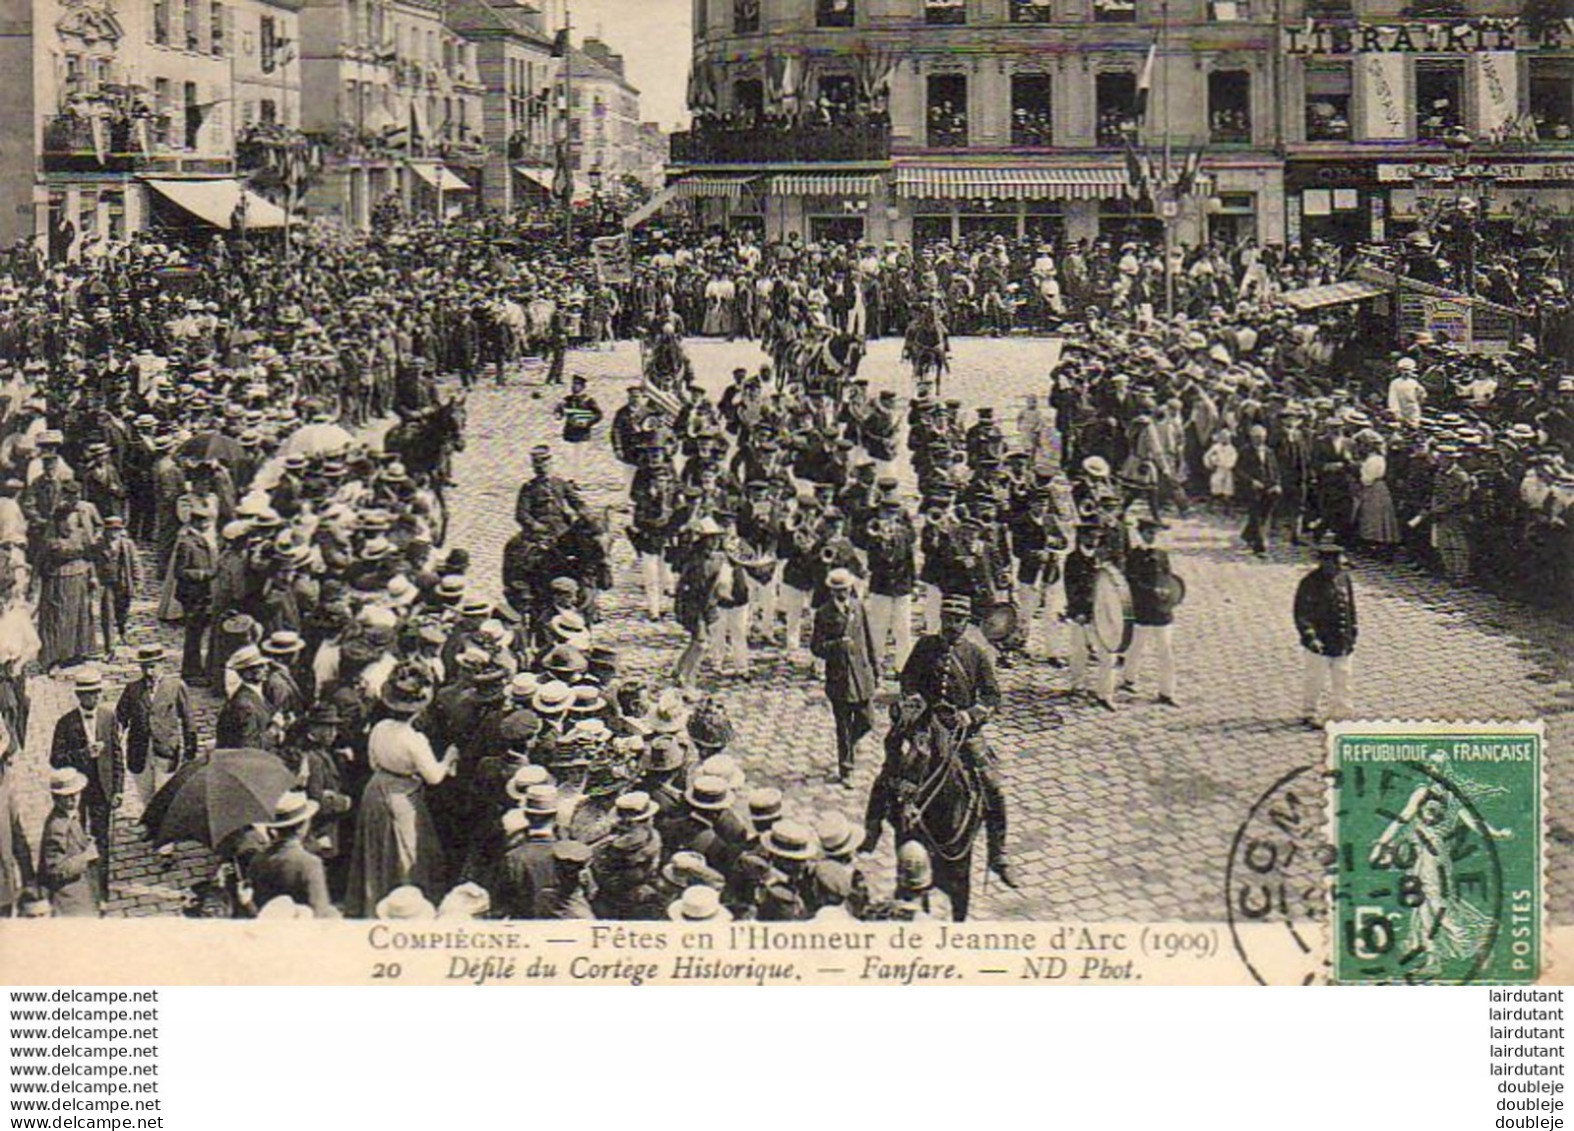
670, 121, 890, 165
42, 112, 149, 173
440, 136, 490, 166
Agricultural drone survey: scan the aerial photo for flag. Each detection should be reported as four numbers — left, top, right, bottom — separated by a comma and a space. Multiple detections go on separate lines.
1133, 42, 1157, 125
551, 138, 572, 204
1175, 147, 1206, 197
1122, 136, 1148, 204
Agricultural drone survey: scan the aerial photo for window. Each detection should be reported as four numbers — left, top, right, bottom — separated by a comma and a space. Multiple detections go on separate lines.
1008, 0, 1055, 21
1415, 58, 1464, 140
1208, 70, 1251, 143
210, 3, 224, 55
734, 0, 759, 33
342, 80, 357, 123
154, 78, 172, 145
184, 81, 200, 148
1093, 0, 1135, 22
1208, 192, 1256, 244
1304, 62, 1351, 141
64, 54, 83, 98
153, 0, 170, 45
818, 74, 857, 123
817, 0, 855, 27
1530, 58, 1574, 141
926, 0, 966, 25
261, 15, 277, 73
1303, 0, 1352, 13
1011, 74, 1053, 146
1209, 0, 1247, 18
260, 98, 278, 125
185, 0, 200, 51
733, 78, 763, 125
927, 74, 967, 146
1095, 71, 1136, 146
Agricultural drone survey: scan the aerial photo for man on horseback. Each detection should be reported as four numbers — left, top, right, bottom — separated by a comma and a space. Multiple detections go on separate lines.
861, 593, 1016, 897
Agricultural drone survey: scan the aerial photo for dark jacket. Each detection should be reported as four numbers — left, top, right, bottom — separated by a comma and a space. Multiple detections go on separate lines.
1124, 546, 1175, 628
49, 705, 123, 825
215, 683, 274, 750
810, 596, 879, 703
115, 674, 198, 774
1294, 565, 1358, 657
248, 837, 337, 918
1237, 442, 1282, 504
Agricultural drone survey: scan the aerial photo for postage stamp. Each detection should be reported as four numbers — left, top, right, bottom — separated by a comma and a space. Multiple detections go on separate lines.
1328, 722, 1545, 986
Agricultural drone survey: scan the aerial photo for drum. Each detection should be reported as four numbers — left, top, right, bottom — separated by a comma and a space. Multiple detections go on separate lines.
980, 601, 1019, 645
1158, 573, 1187, 613
1091, 564, 1134, 654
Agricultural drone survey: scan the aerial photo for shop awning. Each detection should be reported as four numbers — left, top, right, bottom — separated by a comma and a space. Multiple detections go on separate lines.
410, 163, 471, 192
670, 175, 759, 201
514, 165, 554, 192
770, 173, 885, 197
1280, 279, 1388, 311
895, 165, 1129, 201
143, 178, 288, 230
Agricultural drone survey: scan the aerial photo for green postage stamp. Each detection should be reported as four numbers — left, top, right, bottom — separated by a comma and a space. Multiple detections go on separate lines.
1329, 721, 1545, 985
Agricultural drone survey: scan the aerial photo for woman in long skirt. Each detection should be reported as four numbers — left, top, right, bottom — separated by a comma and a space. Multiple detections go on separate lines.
344, 664, 455, 917
36, 494, 98, 672
1354, 436, 1402, 554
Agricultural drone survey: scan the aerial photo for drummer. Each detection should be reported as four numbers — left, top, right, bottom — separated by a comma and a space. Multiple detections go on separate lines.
1121, 507, 1181, 708
1063, 520, 1120, 712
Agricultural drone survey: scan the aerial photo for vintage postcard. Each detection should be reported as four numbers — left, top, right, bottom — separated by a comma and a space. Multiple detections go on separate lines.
1, 0, 1572, 987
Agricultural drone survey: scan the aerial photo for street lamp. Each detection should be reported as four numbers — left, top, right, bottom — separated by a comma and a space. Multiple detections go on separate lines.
588, 160, 603, 227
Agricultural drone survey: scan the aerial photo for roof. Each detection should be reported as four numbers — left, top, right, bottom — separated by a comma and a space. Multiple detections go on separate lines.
565, 46, 639, 95
444, 0, 552, 45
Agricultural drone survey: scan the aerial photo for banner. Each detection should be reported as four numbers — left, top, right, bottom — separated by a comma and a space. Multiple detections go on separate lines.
1358, 53, 1407, 140
590, 233, 632, 282
1475, 52, 1518, 136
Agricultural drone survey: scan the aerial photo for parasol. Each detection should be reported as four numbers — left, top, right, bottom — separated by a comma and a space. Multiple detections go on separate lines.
141, 748, 296, 849
177, 429, 245, 475
276, 421, 354, 459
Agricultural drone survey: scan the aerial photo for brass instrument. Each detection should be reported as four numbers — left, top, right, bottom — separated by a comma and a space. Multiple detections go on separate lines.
725, 535, 779, 585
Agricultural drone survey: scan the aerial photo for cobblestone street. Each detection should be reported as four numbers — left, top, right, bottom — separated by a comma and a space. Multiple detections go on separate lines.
15, 335, 1572, 920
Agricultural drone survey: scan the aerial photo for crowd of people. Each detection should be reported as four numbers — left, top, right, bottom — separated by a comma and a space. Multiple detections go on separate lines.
0, 203, 1569, 924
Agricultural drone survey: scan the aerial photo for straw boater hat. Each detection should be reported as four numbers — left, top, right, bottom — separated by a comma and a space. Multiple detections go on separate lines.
684, 774, 734, 812
762, 820, 819, 862
437, 882, 492, 920
505, 765, 553, 802
667, 885, 732, 923
375, 885, 437, 921
49, 767, 88, 796
264, 792, 319, 830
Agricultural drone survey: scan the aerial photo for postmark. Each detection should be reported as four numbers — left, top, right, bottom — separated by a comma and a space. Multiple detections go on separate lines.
1329, 721, 1545, 985
1225, 763, 1335, 986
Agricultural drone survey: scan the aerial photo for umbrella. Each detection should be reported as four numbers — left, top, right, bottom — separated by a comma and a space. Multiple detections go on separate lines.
277, 421, 354, 459
177, 429, 246, 471
141, 748, 296, 849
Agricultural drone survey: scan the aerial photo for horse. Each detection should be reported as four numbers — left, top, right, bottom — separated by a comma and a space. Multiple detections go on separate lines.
384, 393, 467, 539
790, 329, 865, 396
889, 708, 986, 921
903, 304, 950, 396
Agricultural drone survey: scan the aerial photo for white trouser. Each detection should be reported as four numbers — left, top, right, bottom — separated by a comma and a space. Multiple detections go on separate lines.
781, 584, 812, 657
1302, 651, 1352, 720
640, 553, 667, 618
865, 591, 913, 674
711, 604, 750, 670
923, 583, 944, 635
1124, 623, 1176, 699
747, 566, 779, 639
1069, 622, 1117, 701
132, 754, 180, 817
1017, 568, 1065, 657
622, 463, 637, 495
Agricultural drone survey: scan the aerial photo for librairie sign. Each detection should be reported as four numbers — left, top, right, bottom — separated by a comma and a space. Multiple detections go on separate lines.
1283, 17, 1573, 56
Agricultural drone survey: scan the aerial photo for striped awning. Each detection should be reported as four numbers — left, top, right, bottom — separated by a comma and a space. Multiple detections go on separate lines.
895, 166, 1129, 201
1280, 279, 1387, 311
671, 175, 759, 201
770, 173, 885, 197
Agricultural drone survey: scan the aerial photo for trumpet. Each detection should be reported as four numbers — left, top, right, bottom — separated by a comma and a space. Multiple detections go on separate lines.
819, 545, 840, 565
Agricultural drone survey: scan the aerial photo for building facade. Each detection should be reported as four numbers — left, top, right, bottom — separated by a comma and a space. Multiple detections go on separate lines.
674, 0, 1574, 252
559, 39, 644, 188
299, 0, 485, 230
0, 0, 304, 252
672, 0, 1283, 248
1281, 0, 1574, 249
447, 0, 556, 214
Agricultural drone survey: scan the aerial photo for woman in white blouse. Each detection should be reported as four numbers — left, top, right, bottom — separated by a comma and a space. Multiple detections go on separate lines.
344, 663, 456, 917
1352, 430, 1402, 555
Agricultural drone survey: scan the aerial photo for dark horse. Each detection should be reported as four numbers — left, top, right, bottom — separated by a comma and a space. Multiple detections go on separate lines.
384, 393, 467, 541
889, 708, 985, 921
902, 303, 950, 396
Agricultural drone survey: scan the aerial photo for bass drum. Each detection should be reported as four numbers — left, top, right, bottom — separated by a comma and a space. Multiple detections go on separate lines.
1091, 564, 1134, 655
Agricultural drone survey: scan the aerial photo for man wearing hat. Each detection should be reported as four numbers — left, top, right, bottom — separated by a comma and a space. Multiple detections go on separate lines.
248, 793, 339, 919
810, 567, 879, 785
48, 667, 121, 903
37, 768, 99, 917
216, 646, 276, 750
1420, 443, 1475, 582
865, 594, 1016, 898
114, 645, 197, 811
491, 785, 563, 919
860, 479, 917, 675
97, 513, 138, 658
1237, 422, 1283, 556
170, 498, 218, 683
546, 840, 595, 919
1294, 538, 1358, 728
1122, 510, 1181, 708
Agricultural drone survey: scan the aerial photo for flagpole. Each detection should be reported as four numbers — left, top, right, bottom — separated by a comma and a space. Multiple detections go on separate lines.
562, 1, 574, 246
1161, 0, 1174, 322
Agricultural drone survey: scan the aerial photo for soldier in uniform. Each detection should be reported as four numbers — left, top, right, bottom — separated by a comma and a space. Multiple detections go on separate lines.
1064, 522, 1118, 710
1121, 511, 1181, 707
858, 479, 917, 676
862, 594, 1016, 889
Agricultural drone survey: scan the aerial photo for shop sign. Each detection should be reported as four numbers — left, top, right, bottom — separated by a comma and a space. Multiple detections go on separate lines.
1283, 18, 1570, 56
1377, 161, 1574, 185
